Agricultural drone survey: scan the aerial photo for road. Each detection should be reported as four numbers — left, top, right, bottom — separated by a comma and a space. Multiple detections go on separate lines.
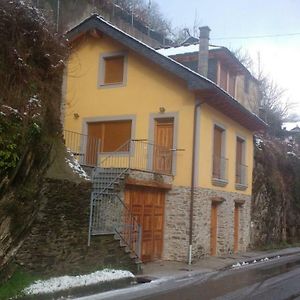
77, 253, 300, 300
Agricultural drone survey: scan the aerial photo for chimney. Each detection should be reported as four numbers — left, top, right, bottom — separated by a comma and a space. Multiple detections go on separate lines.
198, 26, 211, 77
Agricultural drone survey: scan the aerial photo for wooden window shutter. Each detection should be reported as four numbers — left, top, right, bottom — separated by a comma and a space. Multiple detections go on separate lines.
103, 120, 131, 152
236, 137, 244, 183
104, 56, 124, 84
228, 73, 235, 97
213, 126, 224, 178
87, 120, 132, 152
219, 64, 228, 91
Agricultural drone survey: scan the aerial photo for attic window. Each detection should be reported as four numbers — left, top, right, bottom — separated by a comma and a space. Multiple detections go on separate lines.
99, 52, 127, 87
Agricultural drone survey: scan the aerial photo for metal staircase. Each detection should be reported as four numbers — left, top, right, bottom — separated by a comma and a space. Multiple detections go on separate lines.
88, 141, 142, 262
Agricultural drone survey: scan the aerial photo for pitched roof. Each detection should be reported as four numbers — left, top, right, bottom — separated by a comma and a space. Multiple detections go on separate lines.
66, 15, 266, 132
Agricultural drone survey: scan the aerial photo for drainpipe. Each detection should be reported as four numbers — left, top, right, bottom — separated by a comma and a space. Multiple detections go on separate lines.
188, 97, 201, 265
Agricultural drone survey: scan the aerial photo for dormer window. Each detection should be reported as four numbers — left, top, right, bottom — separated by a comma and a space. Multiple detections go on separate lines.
99, 52, 127, 87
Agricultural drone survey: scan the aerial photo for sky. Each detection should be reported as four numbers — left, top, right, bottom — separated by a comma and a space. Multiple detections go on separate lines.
156, 0, 300, 116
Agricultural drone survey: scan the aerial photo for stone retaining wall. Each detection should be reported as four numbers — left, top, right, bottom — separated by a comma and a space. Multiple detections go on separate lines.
163, 186, 251, 262
15, 178, 138, 276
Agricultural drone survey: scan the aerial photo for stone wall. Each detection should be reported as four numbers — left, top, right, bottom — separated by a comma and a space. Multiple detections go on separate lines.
15, 178, 138, 276
163, 186, 251, 262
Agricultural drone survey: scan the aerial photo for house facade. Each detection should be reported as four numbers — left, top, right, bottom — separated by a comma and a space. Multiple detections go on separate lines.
63, 15, 266, 263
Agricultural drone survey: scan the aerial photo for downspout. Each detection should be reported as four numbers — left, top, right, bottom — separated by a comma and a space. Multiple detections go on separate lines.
188, 97, 201, 265
188, 25, 210, 265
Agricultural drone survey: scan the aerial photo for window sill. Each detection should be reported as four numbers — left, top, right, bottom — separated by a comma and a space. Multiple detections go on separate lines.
235, 183, 248, 191
99, 82, 126, 89
212, 178, 228, 187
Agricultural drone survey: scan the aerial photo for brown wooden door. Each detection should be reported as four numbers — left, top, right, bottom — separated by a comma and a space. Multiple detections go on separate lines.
234, 204, 240, 253
125, 187, 165, 262
210, 203, 218, 256
153, 118, 174, 174
87, 122, 103, 165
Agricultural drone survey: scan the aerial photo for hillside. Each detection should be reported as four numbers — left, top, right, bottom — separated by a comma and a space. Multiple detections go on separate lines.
251, 135, 300, 247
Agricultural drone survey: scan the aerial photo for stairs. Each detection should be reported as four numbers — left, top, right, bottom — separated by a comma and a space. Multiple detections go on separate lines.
88, 167, 142, 263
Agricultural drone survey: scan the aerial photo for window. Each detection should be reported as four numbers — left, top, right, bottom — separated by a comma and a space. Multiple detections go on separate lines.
228, 72, 236, 97
219, 64, 228, 91
212, 125, 227, 184
99, 53, 127, 87
235, 137, 247, 187
87, 120, 132, 152
244, 75, 250, 94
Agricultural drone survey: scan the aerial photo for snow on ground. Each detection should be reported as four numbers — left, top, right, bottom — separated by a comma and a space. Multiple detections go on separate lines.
23, 269, 134, 295
66, 149, 90, 180
232, 256, 280, 269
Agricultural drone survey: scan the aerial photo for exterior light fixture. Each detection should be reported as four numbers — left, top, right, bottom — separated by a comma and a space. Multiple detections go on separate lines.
73, 113, 80, 119
159, 107, 165, 113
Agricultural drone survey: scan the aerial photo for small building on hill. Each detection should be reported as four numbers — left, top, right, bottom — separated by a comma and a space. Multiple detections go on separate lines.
62, 15, 266, 263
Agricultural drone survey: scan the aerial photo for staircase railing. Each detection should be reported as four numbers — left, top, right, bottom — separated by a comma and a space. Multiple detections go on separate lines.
63, 130, 101, 167
88, 139, 174, 261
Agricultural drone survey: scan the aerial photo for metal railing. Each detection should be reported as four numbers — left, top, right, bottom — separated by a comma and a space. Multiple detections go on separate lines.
99, 139, 174, 175
63, 130, 101, 167
212, 155, 228, 181
236, 163, 248, 186
88, 139, 174, 261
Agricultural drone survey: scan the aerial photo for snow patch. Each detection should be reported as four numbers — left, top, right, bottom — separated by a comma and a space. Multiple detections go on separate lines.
66, 149, 90, 181
23, 269, 134, 295
255, 137, 263, 150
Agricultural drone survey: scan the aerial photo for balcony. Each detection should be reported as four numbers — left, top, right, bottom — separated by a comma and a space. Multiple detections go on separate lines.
63, 130, 174, 176
235, 163, 248, 190
212, 155, 228, 187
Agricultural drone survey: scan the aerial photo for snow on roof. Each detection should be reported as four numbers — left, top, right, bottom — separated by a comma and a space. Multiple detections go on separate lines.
157, 44, 222, 57
282, 122, 300, 131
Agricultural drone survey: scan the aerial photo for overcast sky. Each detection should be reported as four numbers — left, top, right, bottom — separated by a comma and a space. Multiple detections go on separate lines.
156, 0, 300, 114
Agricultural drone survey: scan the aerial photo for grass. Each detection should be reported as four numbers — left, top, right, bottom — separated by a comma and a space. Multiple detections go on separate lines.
0, 270, 38, 300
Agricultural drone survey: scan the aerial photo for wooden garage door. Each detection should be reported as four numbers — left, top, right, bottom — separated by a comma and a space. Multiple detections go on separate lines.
125, 187, 165, 262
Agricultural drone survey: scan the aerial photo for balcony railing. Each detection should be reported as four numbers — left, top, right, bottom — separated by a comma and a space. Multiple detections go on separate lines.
212, 155, 228, 184
99, 139, 174, 175
235, 163, 248, 187
63, 130, 101, 167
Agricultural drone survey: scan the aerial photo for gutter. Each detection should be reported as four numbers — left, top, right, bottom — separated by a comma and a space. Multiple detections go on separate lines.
188, 97, 202, 265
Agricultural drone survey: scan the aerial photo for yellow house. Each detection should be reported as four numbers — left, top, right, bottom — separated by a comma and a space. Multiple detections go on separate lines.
63, 15, 266, 263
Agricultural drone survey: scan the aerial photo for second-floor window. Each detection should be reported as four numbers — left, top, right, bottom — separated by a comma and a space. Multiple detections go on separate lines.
235, 137, 247, 187
99, 52, 127, 87
212, 125, 228, 182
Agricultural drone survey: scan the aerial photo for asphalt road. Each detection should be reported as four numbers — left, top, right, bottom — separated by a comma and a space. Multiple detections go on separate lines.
77, 253, 300, 300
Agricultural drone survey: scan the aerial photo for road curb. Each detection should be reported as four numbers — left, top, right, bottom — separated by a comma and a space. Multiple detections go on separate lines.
221, 247, 300, 270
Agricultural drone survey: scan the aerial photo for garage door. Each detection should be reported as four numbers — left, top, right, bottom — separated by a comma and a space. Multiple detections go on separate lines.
125, 187, 165, 262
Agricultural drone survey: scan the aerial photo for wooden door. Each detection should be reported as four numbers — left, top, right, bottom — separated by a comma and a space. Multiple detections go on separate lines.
153, 118, 174, 174
210, 203, 218, 256
234, 204, 240, 253
125, 187, 165, 262
87, 122, 102, 165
